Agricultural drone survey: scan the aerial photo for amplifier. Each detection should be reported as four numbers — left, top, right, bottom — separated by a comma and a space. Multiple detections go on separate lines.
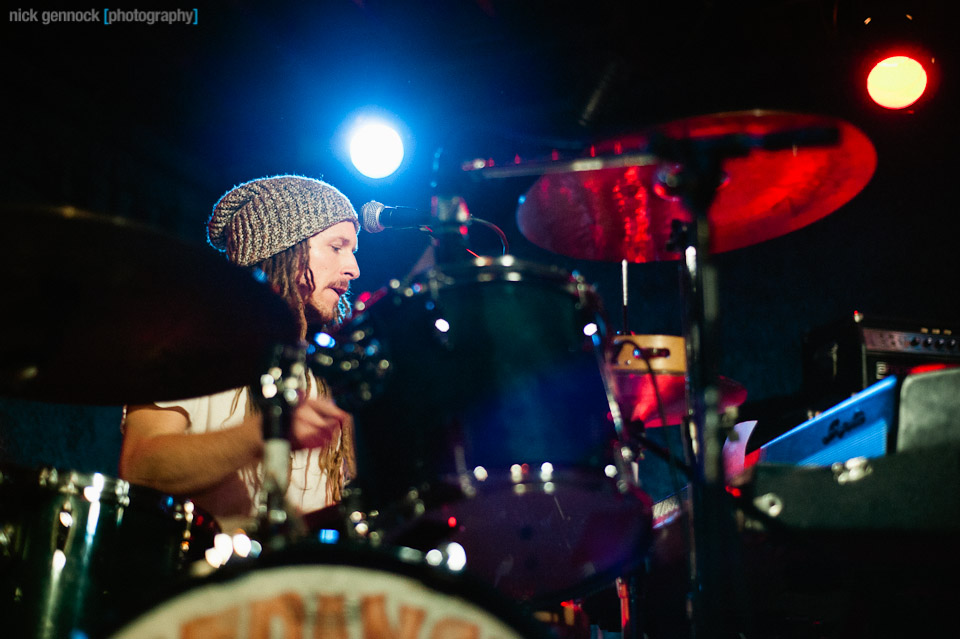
803, 312, 959, 407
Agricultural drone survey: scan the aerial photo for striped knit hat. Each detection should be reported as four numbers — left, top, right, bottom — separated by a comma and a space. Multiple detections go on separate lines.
207, 175, 359, 266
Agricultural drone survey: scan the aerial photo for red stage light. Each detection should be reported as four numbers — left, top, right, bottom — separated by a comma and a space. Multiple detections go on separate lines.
866, 55, 929, 109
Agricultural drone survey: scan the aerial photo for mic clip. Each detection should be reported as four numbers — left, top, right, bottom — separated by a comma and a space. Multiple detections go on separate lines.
430, 195, 471, 227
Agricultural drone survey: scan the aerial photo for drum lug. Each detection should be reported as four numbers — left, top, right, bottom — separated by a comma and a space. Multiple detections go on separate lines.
403, 488, 427, 517
347, 509, 371, 536
0, 523, 13, 558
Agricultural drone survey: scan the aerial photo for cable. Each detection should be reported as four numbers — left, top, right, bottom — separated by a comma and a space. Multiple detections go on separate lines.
469, 217, 509, 255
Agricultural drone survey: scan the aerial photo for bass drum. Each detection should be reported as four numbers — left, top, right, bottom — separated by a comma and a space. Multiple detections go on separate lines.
315, 257, 652, 603
0, 464, 219, 639
107, 540, 553, 639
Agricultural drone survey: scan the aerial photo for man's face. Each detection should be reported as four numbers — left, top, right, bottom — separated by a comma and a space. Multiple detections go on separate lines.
299, 220, 360, 324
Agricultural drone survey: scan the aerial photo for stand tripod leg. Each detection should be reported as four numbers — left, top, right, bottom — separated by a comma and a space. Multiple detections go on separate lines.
617, 570, 646, 639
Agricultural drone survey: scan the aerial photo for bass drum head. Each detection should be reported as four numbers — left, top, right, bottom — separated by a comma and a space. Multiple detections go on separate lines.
108, 541, 553, 639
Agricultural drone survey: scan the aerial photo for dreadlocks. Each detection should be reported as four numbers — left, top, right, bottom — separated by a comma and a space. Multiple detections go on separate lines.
255, 241, 313, 340
246, 238, 356, 503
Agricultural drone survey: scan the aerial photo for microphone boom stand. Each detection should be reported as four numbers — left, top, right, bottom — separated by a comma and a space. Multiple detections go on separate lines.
429, 195, 472, 265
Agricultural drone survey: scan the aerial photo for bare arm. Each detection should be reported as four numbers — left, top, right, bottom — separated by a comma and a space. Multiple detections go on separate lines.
119, 404, 263, 495
119, 397, 350, 496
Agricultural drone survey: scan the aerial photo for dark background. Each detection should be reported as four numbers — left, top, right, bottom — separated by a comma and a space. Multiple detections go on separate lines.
2, 0, 957, 475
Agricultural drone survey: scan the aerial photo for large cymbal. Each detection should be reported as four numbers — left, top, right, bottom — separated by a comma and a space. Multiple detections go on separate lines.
1, 206, 298, 405
517, 110, 877, 262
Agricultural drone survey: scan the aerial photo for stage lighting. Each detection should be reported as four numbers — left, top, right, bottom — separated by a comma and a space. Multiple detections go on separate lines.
866, 55, 927, 109
348, 120, 404, 179
853, 6, 938, 111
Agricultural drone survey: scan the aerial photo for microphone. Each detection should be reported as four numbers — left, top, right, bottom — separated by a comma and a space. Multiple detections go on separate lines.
360, 201, 434, 233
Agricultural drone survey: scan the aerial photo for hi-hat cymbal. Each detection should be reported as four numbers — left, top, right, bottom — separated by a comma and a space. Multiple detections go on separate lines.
609, 334, 747, 427
1, 206, 298, 405
614, 373, 748, 428
517, 111, 877, 262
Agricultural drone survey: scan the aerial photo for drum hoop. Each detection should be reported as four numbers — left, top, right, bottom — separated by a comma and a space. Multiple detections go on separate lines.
351, 257, 604, 320
1, 464, 207, 516
414, 257, 598, 299
0, 465, 131, 500
109, 541, 553, 639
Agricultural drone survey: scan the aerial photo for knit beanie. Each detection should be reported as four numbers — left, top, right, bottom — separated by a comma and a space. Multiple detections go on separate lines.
207, 175, 359, 266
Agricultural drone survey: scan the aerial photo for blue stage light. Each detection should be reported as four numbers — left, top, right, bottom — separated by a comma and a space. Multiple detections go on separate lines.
348, 121, 404, 179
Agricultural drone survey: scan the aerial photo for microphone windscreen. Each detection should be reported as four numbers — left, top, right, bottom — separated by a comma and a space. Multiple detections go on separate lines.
360, 201, 385, 233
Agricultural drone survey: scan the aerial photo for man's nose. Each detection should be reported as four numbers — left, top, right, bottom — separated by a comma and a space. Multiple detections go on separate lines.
343, 253, 360, 279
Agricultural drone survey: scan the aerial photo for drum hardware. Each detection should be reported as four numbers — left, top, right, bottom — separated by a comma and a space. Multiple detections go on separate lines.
532, 600, 591, 639
609, 345, 692, 639
650, 121, 847, 639
617, 573, 645, 639
609, 333, 742, 535
610, 334, 747, 430
425, 195, 473, 265
252, 343, 313, 551
628, 424, 694, 482
503, 110, 876, 638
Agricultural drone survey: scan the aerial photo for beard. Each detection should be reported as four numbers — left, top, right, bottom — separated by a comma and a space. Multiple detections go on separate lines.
304, 285, 350, 333
304, 300, 331, 327
304, 298, 336, 331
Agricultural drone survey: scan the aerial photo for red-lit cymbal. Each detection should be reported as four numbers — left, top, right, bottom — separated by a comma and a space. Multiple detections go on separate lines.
517, 111, 877, 261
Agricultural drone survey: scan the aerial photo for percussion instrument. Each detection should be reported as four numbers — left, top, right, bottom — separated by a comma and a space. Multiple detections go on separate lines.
0, 205, 297, 405
0, 464, 219, 639
609, 334, 746, 429
106, 541, 553, 639
315, 256, 653, 602
512, 111, 877, 262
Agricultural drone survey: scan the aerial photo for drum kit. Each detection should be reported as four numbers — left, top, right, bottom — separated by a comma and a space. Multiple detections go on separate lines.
0, 110, 877, 639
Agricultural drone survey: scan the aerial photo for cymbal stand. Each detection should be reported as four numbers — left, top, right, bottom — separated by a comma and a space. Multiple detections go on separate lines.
617, 572, 646, 639
615, 261, 651, 639
621, 258, 630, 334
255, 343, 309, 551
653, 123, 840, 637
654, 133, 743, 639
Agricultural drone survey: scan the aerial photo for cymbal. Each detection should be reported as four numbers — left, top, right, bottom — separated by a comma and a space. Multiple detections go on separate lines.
609, 335, 747, 427
517, 111, 877, 262
0, 206, 298, 405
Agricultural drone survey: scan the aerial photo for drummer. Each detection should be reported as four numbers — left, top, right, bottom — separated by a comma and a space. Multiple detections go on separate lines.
119, 175, 360, 532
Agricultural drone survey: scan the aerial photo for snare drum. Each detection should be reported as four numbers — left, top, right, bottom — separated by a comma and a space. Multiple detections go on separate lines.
0, 464, 219, 639
107, 541, 552, 639
316, 257, 652, 602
